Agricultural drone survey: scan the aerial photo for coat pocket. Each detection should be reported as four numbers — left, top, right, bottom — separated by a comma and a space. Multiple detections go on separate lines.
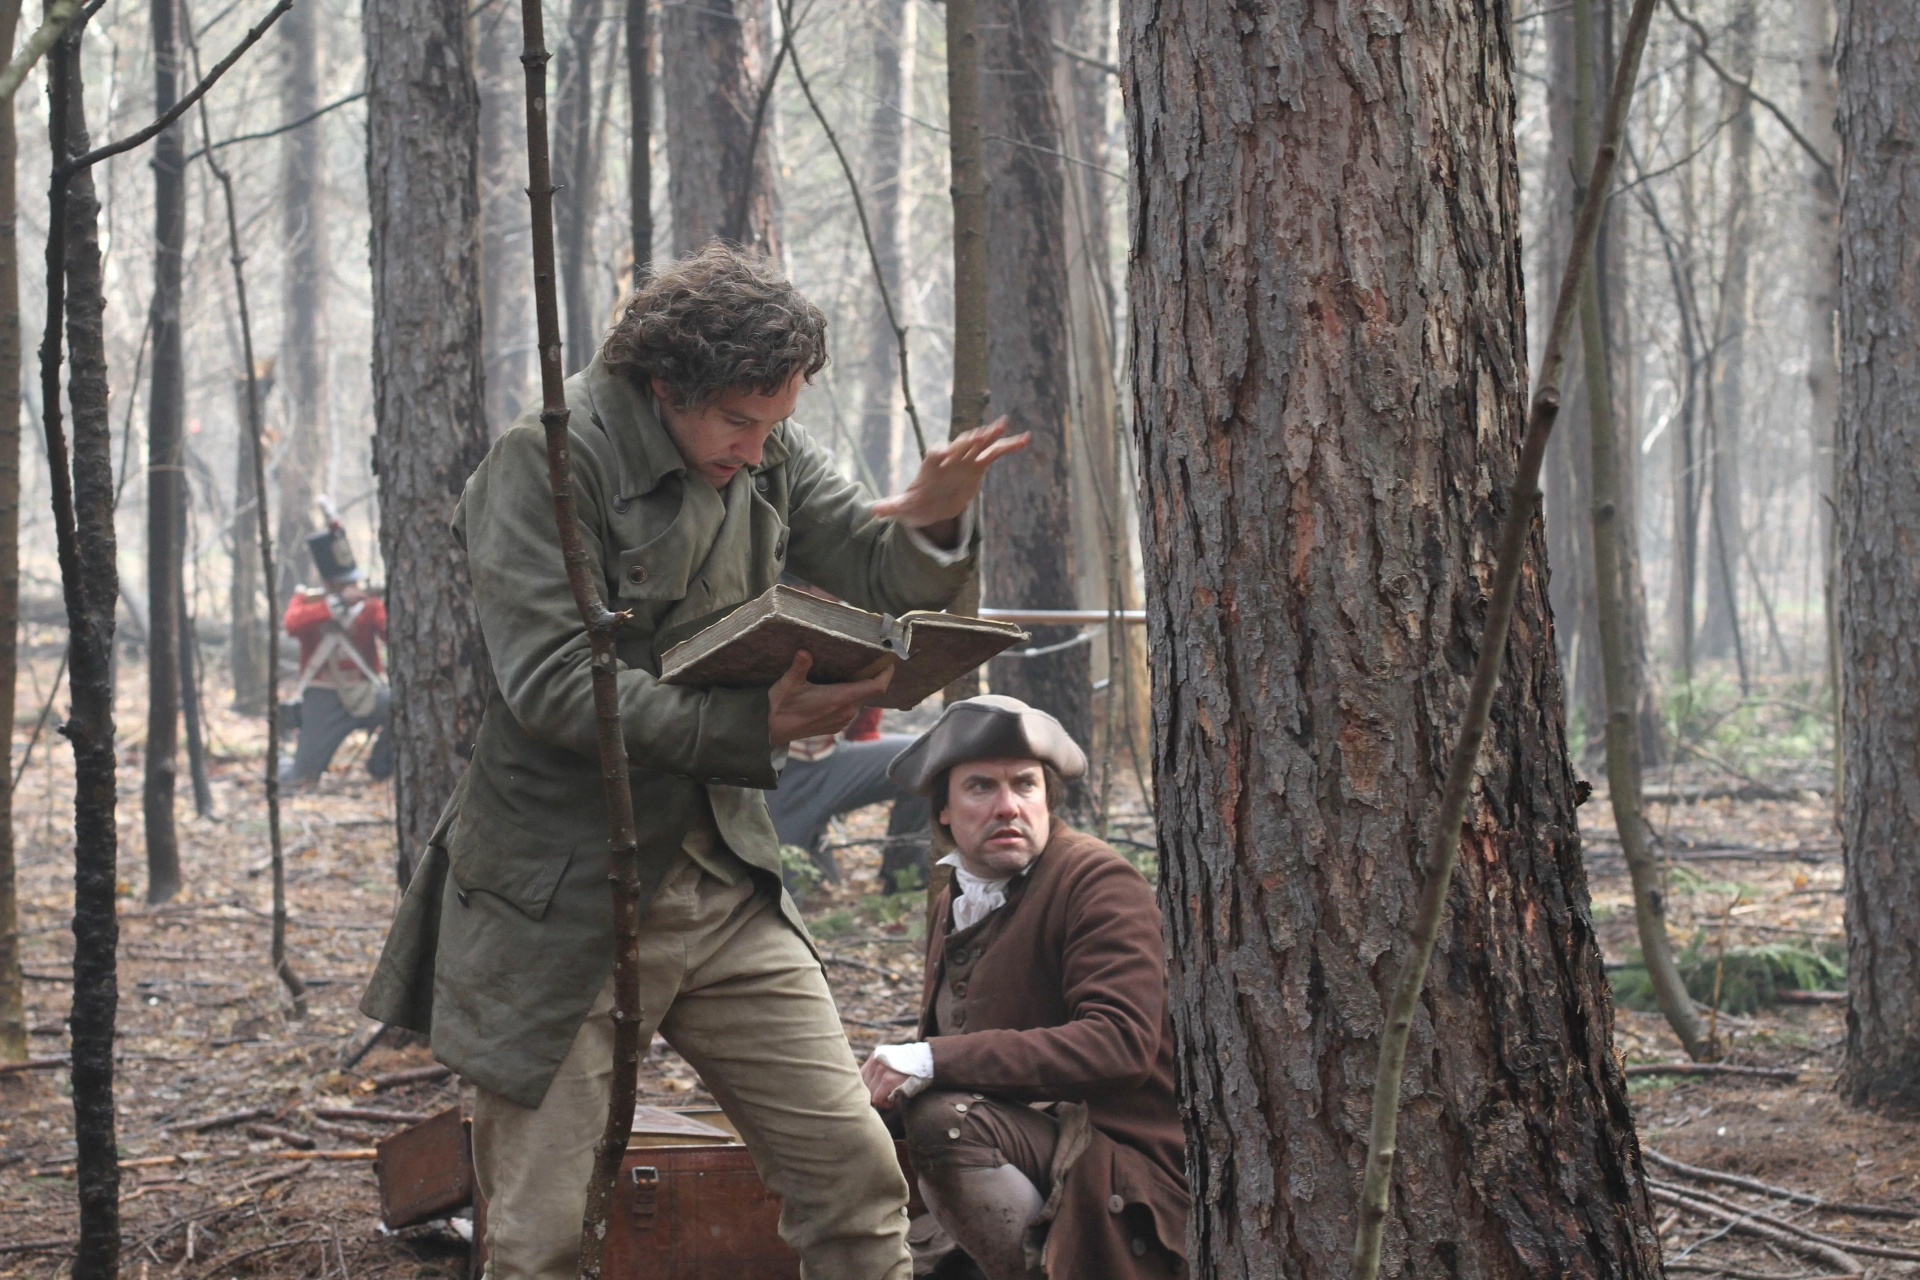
446, 807, 578, 921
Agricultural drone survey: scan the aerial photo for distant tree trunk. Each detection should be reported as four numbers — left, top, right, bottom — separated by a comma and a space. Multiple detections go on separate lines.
1836, 0, 1920, 1108
661, 0, 778, 256
1053, 0, 1147, 797
626, 0, 651, 278
978, 0, 1089, 787
858, 0, 910, 494
1576, 0, 1702, 1057
1701, 0, 1757, 672
276, 0, 328, 599
45, 19, 121, 1273
229, 366, 269, 714
556, 0, 600, 371
1126, 2, 1664, 1274
0, 0, 23, 1065
1542, 0, 1604, 744
1797, 0, 1839, 704
480, 1, 530, 429
143, 0, 186, 905
1667, 52, 1705, 682
366, 0, 493, 884
178, 584, 211, 816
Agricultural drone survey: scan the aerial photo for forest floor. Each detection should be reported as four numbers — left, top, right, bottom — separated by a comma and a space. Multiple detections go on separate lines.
2, 660, 1916, 1279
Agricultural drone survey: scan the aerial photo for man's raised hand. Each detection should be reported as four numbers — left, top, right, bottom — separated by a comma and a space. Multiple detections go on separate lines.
766, 649, 894, 748
871, 417, 1030, 542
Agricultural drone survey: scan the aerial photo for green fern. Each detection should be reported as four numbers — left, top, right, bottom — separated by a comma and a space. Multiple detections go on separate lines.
1611, 934, 1844, 1016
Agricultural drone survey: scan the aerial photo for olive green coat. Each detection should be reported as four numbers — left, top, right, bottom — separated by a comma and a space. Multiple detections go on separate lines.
359, 356, 976, 1107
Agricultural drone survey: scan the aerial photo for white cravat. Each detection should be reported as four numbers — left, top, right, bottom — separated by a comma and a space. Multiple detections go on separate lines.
939, 852, 1010, 933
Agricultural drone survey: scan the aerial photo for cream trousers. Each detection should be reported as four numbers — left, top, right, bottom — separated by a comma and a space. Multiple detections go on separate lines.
471, 853, 911, 1280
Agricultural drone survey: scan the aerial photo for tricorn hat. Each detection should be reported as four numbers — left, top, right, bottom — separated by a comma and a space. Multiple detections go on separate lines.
306, 526, 362, 584
885, 695, 1088, 797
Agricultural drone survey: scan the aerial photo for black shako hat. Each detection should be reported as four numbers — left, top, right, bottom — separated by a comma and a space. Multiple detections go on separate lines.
306, 526, 363, 584
886, 694, 1088, 797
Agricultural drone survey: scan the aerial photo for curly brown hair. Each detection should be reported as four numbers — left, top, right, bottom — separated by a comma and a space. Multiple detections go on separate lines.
600, 241, 829, 409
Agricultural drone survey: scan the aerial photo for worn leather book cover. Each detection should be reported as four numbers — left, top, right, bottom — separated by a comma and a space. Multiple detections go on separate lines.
659, 584, 1026, 710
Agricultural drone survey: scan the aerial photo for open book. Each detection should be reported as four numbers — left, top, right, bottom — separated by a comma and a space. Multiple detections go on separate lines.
659, 584, 1027, 710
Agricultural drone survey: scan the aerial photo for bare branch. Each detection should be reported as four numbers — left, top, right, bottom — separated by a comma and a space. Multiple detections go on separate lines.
0, 0, 83, 104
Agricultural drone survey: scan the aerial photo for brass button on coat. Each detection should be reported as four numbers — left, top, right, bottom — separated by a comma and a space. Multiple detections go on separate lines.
627, 564, 649, 585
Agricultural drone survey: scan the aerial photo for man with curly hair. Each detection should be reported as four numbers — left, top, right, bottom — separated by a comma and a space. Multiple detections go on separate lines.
361, 242, 1027, 1280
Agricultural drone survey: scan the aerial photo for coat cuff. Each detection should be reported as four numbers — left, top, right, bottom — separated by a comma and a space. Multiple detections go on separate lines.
900, 504, 977, 569
688, 685, 780, 788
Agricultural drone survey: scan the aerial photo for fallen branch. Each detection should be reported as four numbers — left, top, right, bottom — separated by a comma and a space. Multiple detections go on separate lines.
312, 1106, 431, 1126
265, 1148, 375, 1161
363, 1063, 452, 1091
0, 1239, 73, 1256
1644, 1148, 1920, 1221
1776, 990, 1846, 1006
1651, 1180, 1920, 1263
0, 1055, 68, 1075
244, 1124, 314, 1150
1346, 0, 1663, 1274
1622, 1062, 1798, 1081
1649, 1185, 1862, 1274
164, 1105, 276, 1133
187, 1234, 320, 1279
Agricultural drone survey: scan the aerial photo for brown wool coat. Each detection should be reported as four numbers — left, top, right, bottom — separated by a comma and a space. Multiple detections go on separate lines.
919, 824, 1190, 1278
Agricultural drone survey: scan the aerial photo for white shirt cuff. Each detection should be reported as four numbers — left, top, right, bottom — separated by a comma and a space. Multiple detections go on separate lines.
872, 1041, 935, 1100
901, 505, 975, 568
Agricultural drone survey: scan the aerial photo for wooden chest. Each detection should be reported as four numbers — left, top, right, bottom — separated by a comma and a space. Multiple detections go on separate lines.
375, 1105, 920, 1277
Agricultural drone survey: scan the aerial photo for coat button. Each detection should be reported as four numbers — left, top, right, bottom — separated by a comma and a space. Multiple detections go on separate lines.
755, 473, 770, 492
1108, 1195, 1124, 1214
950, 949, 969, 965
627, 564, 648, 585
953, 1102, 968, 1114
1132, 1238, 1147, 1257
946, 1127, 961, 1140
612, 494, 630, 513
774, 535, 787, 560
952, 981, 968, 997
951, 1010, 966, 1028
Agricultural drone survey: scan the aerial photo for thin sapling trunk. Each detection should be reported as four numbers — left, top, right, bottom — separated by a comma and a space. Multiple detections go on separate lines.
518, 3, 646, 1273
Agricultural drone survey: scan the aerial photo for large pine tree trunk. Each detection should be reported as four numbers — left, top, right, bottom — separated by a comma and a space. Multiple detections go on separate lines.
366, 0, 493, 883
1124, 3, 1663, 1274
1700, 0, 1757, 670
979, 0, 1090, 772
858, 0, 910, 494
0, 0, 22, 1065
143, 0, 186, 904
1835, 0, 1920, 1108
276, 0, 328, 601
661, 0, 778, 256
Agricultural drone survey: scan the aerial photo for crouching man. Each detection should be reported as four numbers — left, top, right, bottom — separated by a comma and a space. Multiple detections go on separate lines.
860, 696, 1190, 1280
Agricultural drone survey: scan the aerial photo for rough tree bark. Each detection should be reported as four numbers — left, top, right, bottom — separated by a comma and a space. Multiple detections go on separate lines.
44, 17, 121, 1272
661, 0, 778, 255
858, 0, 910, 494
143, 0, 186, 904
0, 0, 22, 1065
366, 0, 494, 884
1124, 2, 1663, 1275
276, 0, 328, 601
555, 0, 600, 371
1700, 0, 1757, 671
978, 0, 1090, 768
1835, 0, 1920, 1108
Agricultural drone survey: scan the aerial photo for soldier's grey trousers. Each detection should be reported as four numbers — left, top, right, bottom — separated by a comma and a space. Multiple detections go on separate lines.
282, 685, 393, 784
470, 851, 912, 1280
